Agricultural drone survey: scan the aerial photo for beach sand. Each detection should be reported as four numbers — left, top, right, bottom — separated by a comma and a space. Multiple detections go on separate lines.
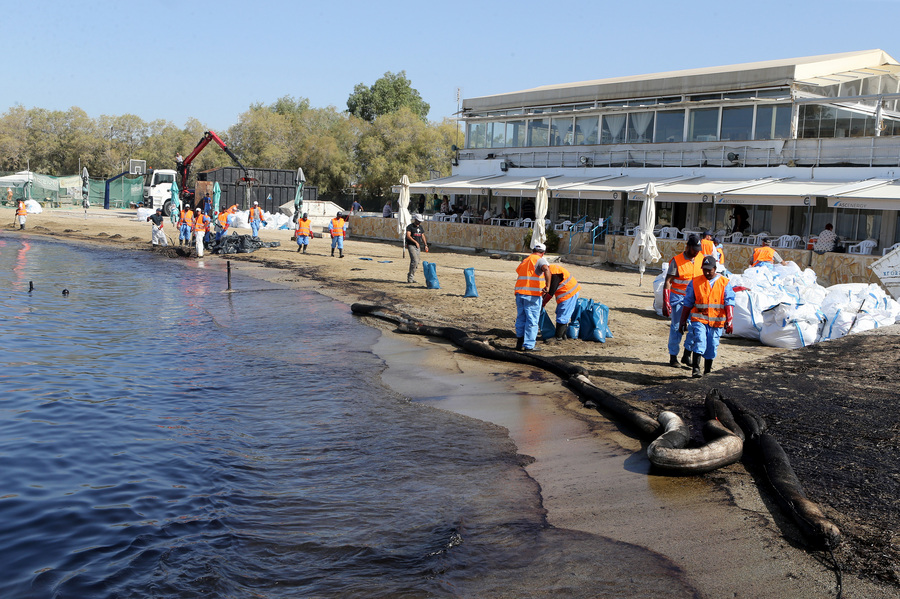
5, 207, 898, 597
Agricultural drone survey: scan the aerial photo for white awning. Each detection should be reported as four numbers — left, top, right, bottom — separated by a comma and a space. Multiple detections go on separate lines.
715, 180, 853, 206
827, 179, 900, 209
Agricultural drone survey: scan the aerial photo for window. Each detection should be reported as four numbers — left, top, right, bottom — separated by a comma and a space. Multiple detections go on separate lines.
488, 122, 506, 148
626, 112, 655, 143
656, 201, 673, 226
506, 120, 526, 147
601, 114, 627, 144
688, 107, 719, 141
550, 116, 574, 146
835, 208, 881, 241
720, 106, 753, 141
755, 104, 791, 139
466, 122, 487, 148
655, 110, 685, 142
527, 118, 550, 146
574, 115, 599, 145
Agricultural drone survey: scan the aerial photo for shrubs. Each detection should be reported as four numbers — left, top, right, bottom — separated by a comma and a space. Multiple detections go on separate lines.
523, 227, 560, 253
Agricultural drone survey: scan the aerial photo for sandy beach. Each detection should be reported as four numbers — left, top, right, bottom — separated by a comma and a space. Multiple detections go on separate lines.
5, 206, 898, 598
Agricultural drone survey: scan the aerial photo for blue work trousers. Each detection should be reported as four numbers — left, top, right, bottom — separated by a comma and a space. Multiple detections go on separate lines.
555, 292, 579, 325
250, 220, 262, 237
515, 294, 542, 349
331, 236, 344, 250
685, 321, 724, 360
667, 294, 688, 356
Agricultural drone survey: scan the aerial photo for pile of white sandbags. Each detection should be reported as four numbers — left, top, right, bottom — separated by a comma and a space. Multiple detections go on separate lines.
230, 210, 293, 231
24, 199, 43, 214
653, 263, 900, 349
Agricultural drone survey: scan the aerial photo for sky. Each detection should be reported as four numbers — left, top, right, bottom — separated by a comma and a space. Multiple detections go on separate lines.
5, 0, 900, 132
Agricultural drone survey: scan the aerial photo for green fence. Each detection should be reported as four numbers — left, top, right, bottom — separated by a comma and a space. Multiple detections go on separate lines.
0, 171, 145, 208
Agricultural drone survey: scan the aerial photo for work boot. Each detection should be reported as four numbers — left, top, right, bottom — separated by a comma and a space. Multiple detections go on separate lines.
339, 252, 344, 258
704, 359, 714, 375
297, 246, 302, 252
681, 349, 692, 366
515, 337, 524, 351
691, 354, 703, 378
669, 354, 680, 368
522, 345, 541, 353
302, 246, 307, 253
554, 323, 568, 341
331, 249, 335, 257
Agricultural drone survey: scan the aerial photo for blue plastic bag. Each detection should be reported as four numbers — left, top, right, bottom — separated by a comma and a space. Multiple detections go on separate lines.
423, 261, 440, 289
566, 300, 583, 339
576, 298, 614, 342
539, 309, 556, 341
464, 267, 478, 297
577, 298, 596, 340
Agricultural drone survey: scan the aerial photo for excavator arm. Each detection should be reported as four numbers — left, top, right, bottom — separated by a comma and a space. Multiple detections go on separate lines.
178, 130, 256, 199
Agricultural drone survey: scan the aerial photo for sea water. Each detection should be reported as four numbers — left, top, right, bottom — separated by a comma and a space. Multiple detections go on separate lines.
0, 236, 695, 598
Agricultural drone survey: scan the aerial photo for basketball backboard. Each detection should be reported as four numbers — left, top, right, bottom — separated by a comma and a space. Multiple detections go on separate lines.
129, 159, 147, 175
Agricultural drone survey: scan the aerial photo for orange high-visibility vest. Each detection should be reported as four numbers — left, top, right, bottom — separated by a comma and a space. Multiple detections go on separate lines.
193, 213, 209, 232
226, 205, 238, 213
716, 244, 725, 265
296, 218, 312, 237
216, 212, 229, 228
178, 208, 190, 227
690, 275, 730, 328
670, 252, 704, 296
249, 206, 264, 221
16, 200, 26, 216
515, 253, 545, 296
549, 264, 581, 302
330, 218, 345, 238
183, 210, 195, 229
701, 238, 715, 256
751, 246, 775, 266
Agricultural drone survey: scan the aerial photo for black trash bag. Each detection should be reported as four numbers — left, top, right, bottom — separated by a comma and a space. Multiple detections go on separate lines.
212, 233, 280, 255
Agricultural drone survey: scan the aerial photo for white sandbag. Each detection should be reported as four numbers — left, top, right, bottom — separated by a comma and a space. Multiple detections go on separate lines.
231, 210, 250, 229
24, 199, 43, 214
760, 303, 824, 349
731, 289, 763, 340
135, 207, 155, 221
652, 271, 667, 316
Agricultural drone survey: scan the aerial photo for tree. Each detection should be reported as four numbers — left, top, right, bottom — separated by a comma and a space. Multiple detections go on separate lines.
347, 71, 430, 122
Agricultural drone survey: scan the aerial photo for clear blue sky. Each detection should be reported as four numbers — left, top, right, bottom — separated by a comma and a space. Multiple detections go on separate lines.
5, 0, 900, 130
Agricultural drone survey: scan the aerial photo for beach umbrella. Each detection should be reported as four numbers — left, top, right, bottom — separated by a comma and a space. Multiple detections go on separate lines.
397, 174, 412, 257
169, 180, 180, 225
628, 182, 662, 286
531, 177, 549, 249
294, 167, 306, 223
212, 181, 221, 215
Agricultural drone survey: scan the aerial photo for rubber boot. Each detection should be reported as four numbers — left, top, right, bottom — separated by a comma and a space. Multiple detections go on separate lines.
554, 323, 567, 341
331, 249, 335, 257
691, 353, 703, 378
297, 246, 302, 252
515, 337, 524, 351
339, 251, 344, 258
669, 354, 679, 368
303, 246, 307, 253
681, 349, 692, 366
704, 359, 713, 375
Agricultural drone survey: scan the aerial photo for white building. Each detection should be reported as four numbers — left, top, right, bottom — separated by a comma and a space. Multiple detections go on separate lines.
411, 49, 900, 253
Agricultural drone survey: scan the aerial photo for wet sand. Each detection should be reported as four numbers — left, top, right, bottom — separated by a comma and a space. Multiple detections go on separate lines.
4, 207, 897, 597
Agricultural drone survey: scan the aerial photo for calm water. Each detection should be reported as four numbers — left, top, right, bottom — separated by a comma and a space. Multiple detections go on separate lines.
0, 235, 694, 598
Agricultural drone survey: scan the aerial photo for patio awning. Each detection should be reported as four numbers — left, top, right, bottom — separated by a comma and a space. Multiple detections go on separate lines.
826, 179, 900, 209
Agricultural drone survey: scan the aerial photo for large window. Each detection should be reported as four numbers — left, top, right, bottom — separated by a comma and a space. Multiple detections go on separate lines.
835, 208, 881, 241
466, 122, 487, 149
575, 115, 599, 145
720, 106, 753, 141
488, 122, 506, 148
550, 116, 574, 146
527, 118, 550, 146
506, 120, 526, 147
626, 112, 655, 143
755, 104, 791, 139
688, 108, 720, 141
601, 114, 626, 144
655, 110, 684, 142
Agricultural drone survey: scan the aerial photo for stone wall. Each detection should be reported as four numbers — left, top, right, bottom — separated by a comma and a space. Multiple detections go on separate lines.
605, 235, 880, 287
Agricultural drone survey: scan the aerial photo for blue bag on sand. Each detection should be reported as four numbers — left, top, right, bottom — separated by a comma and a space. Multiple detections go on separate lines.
464, 267, 478, 297
423, 261, 440, 289
539, 309, 556, 340
587, 303, 613, 343
577, 298, 596, 341
566, 301, 583, 339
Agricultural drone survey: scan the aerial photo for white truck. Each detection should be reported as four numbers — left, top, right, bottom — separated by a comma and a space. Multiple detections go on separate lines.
143, 169, 178, 215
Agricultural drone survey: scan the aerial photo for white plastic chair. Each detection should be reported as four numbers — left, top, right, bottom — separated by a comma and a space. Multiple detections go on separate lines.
848, 240, 876, 255
723, 231, 742, 244
521, 217, 532, 228
883, 242, 900, 256
554, 220, 572, 231
447, 213, 459, 222
661, 226, 680, 239
773, 234, 794, 249
625, 225, 641, 236
790, 235, 803, 249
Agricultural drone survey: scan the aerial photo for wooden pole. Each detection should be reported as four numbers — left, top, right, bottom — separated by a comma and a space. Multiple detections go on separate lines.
227, 260, 232, 291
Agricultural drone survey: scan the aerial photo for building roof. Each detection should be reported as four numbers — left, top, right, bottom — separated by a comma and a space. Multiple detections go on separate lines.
463, 50, 899, 113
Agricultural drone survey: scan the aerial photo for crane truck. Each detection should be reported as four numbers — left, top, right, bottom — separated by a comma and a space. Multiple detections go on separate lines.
143, 130, 255, 215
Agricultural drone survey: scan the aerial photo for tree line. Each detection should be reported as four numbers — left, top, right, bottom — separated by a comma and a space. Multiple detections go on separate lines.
0, 72, 460, 205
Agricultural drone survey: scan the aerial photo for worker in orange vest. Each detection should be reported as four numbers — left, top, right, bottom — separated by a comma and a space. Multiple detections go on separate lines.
514, 243, 551, 351
177, 204, 194, 246
15, 197, 27, 229
328, 211, 347, 257
295, 212, 314, 253
193, 208, 210, 257
662, 234, 704, 368
679, 255, 735, 377
700, 230, 716, 257
543, 263, 581, 343
214, 211, 229, 242
248, 201, 266, 237
750, 237, 787, 267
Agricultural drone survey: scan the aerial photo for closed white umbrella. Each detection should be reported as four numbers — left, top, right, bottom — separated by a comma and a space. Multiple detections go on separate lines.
628, 182, 662, 286
397, 175, 412, 256
531, 177, 549, 249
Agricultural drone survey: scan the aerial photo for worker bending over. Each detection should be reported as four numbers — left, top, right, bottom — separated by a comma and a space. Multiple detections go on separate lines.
543, 263, 581, 343
514, 243, 551, 351
750, 237, 787, 267
679, 255, 736, 378
662, 234, 704, 368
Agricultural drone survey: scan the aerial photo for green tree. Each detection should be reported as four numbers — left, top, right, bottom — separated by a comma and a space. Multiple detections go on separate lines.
347, 71, 430, 122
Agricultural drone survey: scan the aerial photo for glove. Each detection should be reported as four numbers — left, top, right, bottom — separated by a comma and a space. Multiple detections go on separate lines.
662, 289, 671, 318
678, 305, 690, 334
725, 305, 734, 335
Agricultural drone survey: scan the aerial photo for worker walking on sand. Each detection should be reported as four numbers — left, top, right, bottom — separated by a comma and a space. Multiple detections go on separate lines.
405, 213, 428, 282
662, 234, 704, 368
214, 210, 229, 242
750, 237, 787, 267
543, 263, 581, 343
193, 208, 210, 258
15, 197, 27, 230
178, 204, 194, 246
679, 255, 735, 378
329, 211, 347, 258
295, 212, 313, 253
147, 208, 168, 246
514, 243, 551, 352
248, 201, 266, 237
